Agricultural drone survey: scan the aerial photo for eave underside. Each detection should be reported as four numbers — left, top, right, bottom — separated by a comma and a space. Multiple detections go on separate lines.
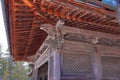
8, 0, 120, 61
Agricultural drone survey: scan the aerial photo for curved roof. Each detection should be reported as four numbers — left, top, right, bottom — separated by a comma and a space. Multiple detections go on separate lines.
6, 0, 120, 61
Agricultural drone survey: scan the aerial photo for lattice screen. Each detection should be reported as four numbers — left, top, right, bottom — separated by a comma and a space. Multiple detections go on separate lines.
62, 53, 93, 77
101, 56, 120, 78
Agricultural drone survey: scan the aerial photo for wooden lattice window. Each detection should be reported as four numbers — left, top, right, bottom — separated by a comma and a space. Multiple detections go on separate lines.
101, 56, 120, 78
62, 53, 93, 77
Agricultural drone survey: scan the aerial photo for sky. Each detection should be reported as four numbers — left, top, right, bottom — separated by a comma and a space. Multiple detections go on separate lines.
0, 1, 8, 52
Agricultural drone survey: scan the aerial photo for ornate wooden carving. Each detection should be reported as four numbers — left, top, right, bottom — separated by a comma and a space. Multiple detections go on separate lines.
64, 33, 120, 47
40, 20, 65, 50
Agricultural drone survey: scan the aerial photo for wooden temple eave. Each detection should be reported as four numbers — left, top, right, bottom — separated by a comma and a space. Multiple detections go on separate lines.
23, 0, 119, 30
9, 0, 37, 60
8, 0, 120, 61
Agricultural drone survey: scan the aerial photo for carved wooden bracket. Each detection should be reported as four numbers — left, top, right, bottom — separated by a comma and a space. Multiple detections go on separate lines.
40, 20, 65, 50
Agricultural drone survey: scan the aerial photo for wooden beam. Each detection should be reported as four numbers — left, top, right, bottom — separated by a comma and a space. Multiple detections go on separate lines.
10, 0, 17, 55
22, 0, 54, 25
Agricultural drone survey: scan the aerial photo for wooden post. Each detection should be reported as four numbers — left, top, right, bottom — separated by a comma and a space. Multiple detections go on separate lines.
53, 50, 61, 80
48, 51, 51, 80
34, 68, 38, 80
92, 50, 102, 80
32, 69, 35, 80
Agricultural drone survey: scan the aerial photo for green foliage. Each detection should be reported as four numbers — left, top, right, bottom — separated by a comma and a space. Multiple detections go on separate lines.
0, 57, 29, 80
3, 63, 9, 80
12, 62, 29, 80
0, 58, 8, 79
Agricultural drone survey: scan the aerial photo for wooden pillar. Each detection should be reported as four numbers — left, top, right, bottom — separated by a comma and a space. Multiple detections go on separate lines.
32, 69, 35, 80
53, 50, 61, 80
48, 52, 51, 80
92, 51, 102, 80
34, 68, 38, 80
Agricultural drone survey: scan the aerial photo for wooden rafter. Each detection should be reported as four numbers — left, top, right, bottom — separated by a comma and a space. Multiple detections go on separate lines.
38, 0, 119, 29
22, 0, 54, 25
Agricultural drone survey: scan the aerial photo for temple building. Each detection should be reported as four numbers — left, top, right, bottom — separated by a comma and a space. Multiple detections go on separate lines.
2, 0, 120, 80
